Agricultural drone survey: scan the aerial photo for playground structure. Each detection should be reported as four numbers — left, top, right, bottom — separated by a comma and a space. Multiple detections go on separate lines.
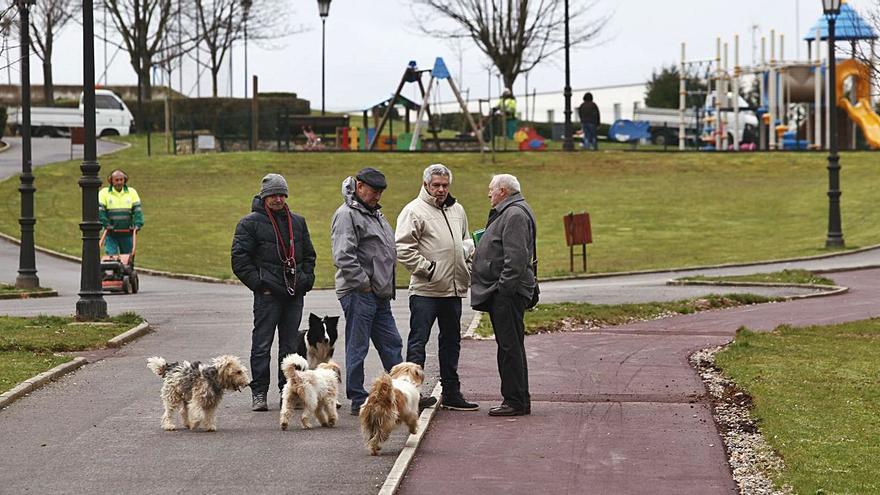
679, 1, 879, 151
369, 58, 484, 153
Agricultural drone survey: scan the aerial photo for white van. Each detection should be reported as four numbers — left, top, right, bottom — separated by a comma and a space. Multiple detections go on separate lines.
8, 89, 135, 137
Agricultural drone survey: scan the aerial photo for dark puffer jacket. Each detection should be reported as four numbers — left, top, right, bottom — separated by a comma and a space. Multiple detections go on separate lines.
231, 196, 317, 298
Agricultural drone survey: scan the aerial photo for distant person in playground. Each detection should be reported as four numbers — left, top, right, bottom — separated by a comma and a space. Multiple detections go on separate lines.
495, 89, 518, 139
98, 169, 143, 255
231, 173, 317, 412
578, 92, 600, 150
395, 163, 479, 411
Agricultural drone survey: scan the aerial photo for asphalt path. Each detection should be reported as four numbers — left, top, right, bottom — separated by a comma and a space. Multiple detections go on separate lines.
0, 136, 126, 181
1, 235, 875, 493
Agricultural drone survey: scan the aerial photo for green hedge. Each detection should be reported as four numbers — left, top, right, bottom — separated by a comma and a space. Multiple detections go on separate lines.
0, 107, 6, 140
126, 96, 310, 137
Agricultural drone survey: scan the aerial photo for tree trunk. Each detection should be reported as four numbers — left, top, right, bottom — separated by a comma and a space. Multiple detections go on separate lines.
42, 59, 54, 106
211, 67, 219, 97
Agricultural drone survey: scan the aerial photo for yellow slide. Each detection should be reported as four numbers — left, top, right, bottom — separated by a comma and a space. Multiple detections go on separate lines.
836, 59, 880, 149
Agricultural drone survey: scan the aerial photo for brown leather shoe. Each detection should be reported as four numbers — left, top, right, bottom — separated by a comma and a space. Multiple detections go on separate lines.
488, 404, 526, 416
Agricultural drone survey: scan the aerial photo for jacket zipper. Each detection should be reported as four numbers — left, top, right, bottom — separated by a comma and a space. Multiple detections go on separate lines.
440, 207, 459, 294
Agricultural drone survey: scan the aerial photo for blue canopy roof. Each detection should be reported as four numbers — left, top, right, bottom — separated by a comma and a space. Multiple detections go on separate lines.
804, 3, 877, 41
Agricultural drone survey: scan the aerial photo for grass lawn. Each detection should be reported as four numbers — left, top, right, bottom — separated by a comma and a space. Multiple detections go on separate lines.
676, 269, 836, 286
474, 293, 777, 338
715, 319, 880, 494
1, 135, 878, 287
0, 283, 55, 296
0, 313, 143, 394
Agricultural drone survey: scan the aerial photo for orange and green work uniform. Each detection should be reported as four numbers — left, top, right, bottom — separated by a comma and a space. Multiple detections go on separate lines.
98, 185, 144, 255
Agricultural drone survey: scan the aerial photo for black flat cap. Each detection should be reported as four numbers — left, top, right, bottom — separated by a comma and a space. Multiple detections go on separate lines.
356, 167, 387, 190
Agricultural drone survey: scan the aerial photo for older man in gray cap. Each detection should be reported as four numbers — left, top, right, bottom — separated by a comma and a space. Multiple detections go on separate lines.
331, 167, 437, 415
232, 173, 317, 412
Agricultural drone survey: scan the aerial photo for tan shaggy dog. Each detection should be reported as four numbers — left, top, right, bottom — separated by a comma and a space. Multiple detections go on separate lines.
359, 362, 424, 456
146, 355, 250, 432
279, 353, 341, 430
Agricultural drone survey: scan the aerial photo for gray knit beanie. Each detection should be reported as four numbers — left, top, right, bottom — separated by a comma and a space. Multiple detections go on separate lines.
260, 173, 288, 199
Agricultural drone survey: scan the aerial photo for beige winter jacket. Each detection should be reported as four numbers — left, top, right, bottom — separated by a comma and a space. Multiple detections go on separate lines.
395, 186, 471, 298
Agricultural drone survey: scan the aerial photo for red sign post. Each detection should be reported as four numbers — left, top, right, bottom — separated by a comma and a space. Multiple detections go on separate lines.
563, 212, 592, 272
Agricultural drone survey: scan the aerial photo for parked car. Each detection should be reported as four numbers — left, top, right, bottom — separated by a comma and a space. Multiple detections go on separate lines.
7, 89, 135, 137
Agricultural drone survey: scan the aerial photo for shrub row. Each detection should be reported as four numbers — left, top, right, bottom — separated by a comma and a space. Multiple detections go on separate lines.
126, 96, 310, 138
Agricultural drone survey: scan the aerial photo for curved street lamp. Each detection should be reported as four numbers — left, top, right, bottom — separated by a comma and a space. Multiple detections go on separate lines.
318, 0, 331, 115
823, 0, 844, 248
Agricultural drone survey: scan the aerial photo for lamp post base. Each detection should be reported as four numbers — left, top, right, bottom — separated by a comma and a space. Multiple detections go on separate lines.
825, 236, 844, 249
15, 273, 39, 289
76, 296, 108, 321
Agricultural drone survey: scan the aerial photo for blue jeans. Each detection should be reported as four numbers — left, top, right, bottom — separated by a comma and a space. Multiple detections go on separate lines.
340, 291, 403, 409
250, 291, 304, 395
582, 122, 598, 150
407, 295, 462, 397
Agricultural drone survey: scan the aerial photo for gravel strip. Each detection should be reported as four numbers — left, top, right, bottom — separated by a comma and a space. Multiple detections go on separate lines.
690, 347, 793, 495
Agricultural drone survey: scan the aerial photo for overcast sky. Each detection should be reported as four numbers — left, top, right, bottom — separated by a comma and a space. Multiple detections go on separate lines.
10, 0, 878, 111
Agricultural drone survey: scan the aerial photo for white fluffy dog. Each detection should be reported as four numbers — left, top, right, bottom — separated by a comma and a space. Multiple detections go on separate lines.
146, 355, 250, 432
359, 362, 424, 456
279, 353, 341, 430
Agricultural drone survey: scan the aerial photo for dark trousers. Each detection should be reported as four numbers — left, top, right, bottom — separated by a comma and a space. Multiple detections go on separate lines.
250, 291, 304, 395
407, 295, 462, 397
340, 291, 403, 409
582, 122, 598, 150
488, 293, 530, 410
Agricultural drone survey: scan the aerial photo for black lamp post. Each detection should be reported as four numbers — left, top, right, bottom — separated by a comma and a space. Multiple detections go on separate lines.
243, 0, 252, 98
562, 0, 574, 151
77, 0, 108, 320
823, 0, 844, 248
317, 0, 331, 115
15, 0, 38, 289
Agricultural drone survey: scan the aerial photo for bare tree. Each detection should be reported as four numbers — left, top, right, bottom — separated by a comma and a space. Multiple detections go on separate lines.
413, 0, 610, 90
852, 2, 880, 99
102, 0, 184, 101
29, 0, 75, 105
191, 0, 298, 97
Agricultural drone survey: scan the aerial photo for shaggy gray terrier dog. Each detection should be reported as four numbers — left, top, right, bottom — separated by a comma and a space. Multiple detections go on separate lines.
147, 355, 250, 432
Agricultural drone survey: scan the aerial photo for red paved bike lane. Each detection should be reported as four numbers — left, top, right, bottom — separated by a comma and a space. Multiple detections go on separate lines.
397, 269, 880, 494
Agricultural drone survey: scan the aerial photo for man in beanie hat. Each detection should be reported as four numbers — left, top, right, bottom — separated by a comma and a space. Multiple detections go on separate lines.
331, 167, 437, 415
232, 173, 317, 412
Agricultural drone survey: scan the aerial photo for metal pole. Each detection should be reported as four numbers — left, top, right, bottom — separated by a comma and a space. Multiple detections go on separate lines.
562, 0, 574, 151
321, 18, 326, 115
77, 0, 108, 319
15, 0, 39, 289
825, 15, 844, 248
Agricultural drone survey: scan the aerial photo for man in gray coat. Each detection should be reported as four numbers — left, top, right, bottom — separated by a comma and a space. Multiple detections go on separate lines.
331, 167, 436, 415
471, 173, 536, 417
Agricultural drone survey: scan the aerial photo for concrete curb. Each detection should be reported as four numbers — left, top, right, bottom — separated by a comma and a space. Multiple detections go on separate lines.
0, 320, 151, 410
0, 289, 58, 299
666, 279, 849, 300
0, 140, 10, 153
379, 381, 442, 495
462, 311, 494, 341
0, 357, 87, 410
107, 320, 152, 347
535, 243, 880, 284
2, 234, 879, 290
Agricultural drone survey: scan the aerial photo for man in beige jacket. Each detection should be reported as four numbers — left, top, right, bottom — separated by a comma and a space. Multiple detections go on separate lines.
395, 164, 479, 411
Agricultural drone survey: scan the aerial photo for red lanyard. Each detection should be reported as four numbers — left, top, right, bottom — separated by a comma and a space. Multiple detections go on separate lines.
265, 203, 295, 263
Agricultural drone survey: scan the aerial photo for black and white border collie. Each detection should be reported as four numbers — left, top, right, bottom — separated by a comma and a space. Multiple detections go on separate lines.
295, 313, 339, 370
